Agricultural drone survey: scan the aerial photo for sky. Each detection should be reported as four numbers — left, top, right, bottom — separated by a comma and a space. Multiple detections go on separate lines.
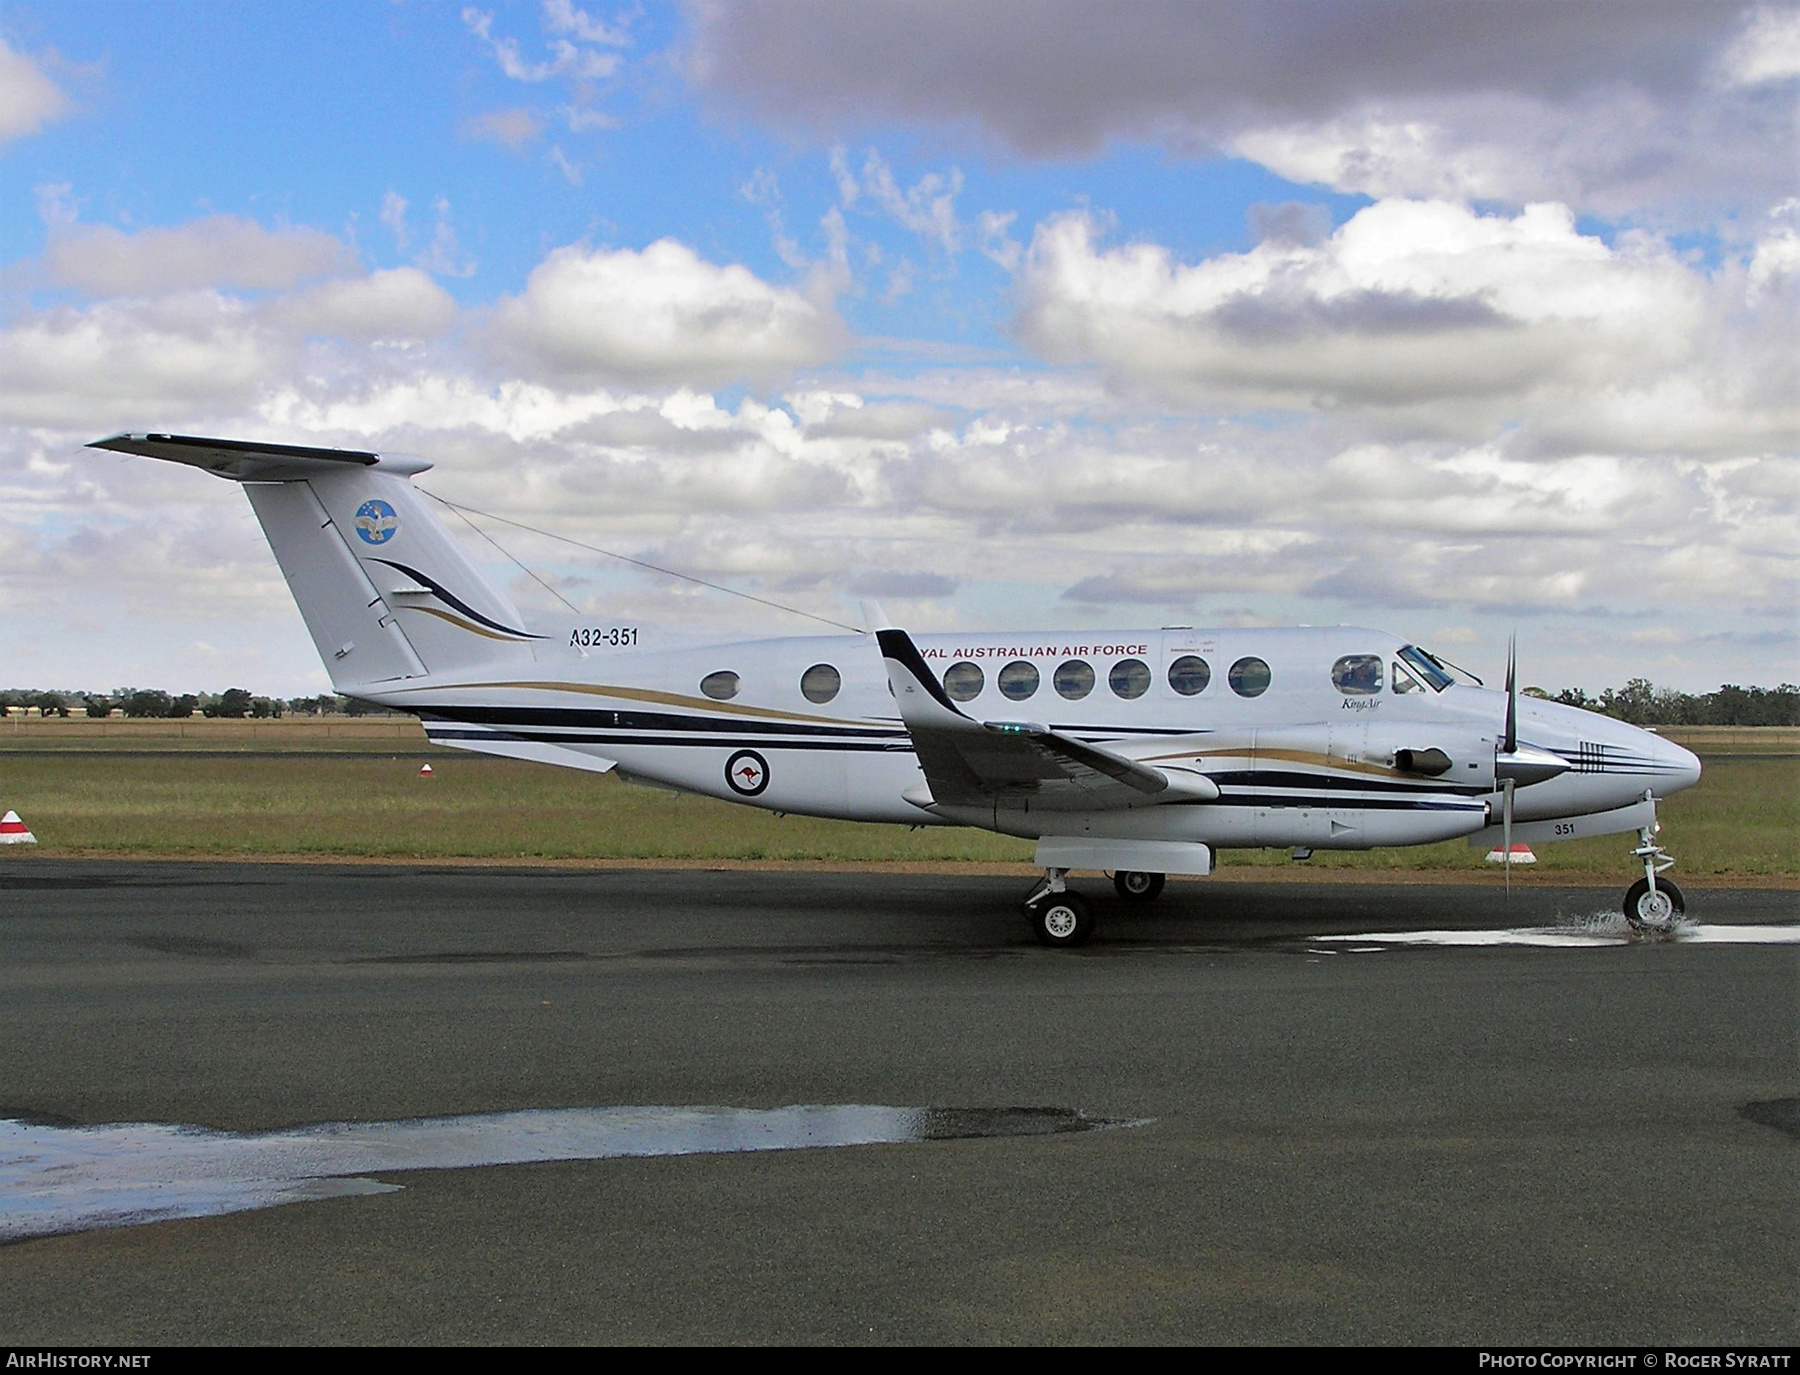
1, 0, 1795, 697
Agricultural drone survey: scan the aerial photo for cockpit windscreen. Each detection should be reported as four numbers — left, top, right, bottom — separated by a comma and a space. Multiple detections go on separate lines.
1397, 645, 1456, 692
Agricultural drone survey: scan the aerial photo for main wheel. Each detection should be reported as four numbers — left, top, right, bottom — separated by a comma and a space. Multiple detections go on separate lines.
1113, 870, 1166, 902
1623, 876, 1685, 932
1028, 890, 1095, 948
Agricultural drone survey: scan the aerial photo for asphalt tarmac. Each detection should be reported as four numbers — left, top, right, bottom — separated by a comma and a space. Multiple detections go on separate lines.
1, 860, 1794, 1345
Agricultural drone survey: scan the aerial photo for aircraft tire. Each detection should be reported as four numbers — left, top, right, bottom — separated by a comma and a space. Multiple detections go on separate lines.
1623, 876, 1684, 932
1028, 891, 1095, 948
1113, 870, 1166, 902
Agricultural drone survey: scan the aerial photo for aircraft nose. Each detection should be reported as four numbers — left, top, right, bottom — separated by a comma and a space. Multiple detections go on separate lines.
1650, 734, 1702, 797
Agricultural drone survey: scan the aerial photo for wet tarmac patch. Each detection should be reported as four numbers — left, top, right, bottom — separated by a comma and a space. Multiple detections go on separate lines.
1740, 1099, 1800, 1139
1309, 914, 1800, 950
350, 949, 592, 965
1, 1105, 1134, 1243
127, 935, 257, 959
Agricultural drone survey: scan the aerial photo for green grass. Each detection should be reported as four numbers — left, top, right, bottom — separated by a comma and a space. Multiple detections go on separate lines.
2, 722, 1793, 876
0, 754, 1033, 863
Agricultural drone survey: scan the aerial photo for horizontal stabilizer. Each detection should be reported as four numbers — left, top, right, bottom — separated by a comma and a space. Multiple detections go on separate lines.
89, 433, 431, 482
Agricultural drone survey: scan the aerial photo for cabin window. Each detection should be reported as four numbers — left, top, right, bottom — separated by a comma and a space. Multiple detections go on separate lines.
800, 663, 841, 705
943, 661, 984, 701
700, 670, 740, 701
1168, 655, 1211, 696
1054, 659, 1095, 700
998, 659, 1040, 701
1228, 656, 1271, 697
1391, 660, 1423, 694
1331, 655, 1383, 695
1109, 658, 1151, 700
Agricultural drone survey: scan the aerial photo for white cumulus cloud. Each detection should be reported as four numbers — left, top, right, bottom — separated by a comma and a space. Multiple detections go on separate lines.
1012, 198, 1790, 453
44, 216, 355, 297
266, 268, 457, 341
489, 239, 845, 386
0, 36, 72, 147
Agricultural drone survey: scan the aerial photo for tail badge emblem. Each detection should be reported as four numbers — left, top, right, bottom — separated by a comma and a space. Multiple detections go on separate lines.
354, 499, 399, 545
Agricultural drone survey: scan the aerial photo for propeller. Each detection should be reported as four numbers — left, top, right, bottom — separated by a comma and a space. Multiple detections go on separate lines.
1503, 633, 1517, 757
1502, 636, 1516, 896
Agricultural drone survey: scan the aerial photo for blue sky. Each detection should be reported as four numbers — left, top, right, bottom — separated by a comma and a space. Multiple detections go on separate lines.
1, 1, 1795, 696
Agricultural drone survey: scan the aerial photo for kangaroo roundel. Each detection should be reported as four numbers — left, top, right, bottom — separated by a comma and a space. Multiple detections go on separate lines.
725, 750, 770, 797
354, 499, 399, 545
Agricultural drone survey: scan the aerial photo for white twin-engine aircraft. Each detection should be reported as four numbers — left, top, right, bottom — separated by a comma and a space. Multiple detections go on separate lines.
92, 433, 1703, 947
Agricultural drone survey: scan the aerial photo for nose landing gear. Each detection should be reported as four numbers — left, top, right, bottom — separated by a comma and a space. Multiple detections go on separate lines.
1624, 791, 1684, 932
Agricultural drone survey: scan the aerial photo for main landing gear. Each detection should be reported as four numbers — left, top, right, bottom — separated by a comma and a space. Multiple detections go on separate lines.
1623, 792, 1684, 933
1023, 870, 1095, 948
1023, 869, 1170, 946
1113, 870, 1166, 902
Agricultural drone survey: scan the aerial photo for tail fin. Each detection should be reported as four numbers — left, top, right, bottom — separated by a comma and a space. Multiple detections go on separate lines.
89, 433, 543, 692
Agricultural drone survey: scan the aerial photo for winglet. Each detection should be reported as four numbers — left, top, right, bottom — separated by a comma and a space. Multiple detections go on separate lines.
875, 624, 971, 723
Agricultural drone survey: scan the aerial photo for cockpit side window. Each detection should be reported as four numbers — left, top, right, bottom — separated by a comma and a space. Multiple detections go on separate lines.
1391, 660, 1423, 694
1397, 645, 1455, 692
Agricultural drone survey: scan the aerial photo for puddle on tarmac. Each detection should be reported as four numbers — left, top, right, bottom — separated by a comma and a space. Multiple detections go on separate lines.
0, 1104, 1134, 1244
1740, 1098, 1800, 1139
1311, 913, 1800, 950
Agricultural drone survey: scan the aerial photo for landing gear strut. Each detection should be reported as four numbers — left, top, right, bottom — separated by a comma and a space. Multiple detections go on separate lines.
1024, 869, 1095, 948
1624, 791, 1684, 932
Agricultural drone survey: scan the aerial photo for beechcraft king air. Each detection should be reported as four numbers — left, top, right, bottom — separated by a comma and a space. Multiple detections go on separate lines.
91, 432, 1704, 946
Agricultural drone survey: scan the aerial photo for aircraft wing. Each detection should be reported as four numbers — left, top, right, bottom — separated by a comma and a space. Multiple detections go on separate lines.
875, 626, 1218, 812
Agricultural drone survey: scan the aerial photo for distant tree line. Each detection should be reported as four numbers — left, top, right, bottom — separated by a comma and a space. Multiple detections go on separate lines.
0, 689, 405, 718
1522, 679, 1799, 727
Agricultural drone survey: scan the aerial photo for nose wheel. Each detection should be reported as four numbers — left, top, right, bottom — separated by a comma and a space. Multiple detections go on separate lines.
1624, 876, 1684, 932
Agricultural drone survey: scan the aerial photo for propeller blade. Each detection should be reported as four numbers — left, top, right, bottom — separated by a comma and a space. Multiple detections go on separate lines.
1502, 777, 1515, 899
1503, 633, 1518, 756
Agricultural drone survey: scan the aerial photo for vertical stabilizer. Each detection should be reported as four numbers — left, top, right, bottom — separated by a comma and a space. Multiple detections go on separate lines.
89, 433, 543, 692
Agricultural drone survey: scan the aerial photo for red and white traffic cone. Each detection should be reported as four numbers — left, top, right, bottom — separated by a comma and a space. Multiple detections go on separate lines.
0, 810, 37, 844
1485, 842, 1536, 864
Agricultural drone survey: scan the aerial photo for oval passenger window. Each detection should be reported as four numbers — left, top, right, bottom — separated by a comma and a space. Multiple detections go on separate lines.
1331, 655, 1383, 696
1168, 655, 1211, 696
1054, 659, 1095, 700
942, 661, 984, 701
998, 660, 1040, 701
1109, 658, 1151, 700
700, 670, 740, 701
800, 663, 841, 704
1228, 657, 1271, 697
